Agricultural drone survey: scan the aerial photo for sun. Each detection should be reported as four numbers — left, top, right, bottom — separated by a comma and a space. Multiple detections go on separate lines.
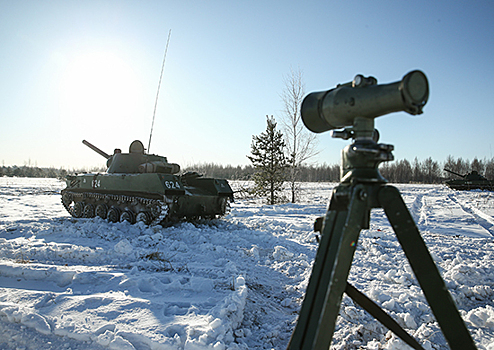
59, 51, 146, 135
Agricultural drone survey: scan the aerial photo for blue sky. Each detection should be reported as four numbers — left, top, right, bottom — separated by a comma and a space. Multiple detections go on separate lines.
1, 0, 493, 169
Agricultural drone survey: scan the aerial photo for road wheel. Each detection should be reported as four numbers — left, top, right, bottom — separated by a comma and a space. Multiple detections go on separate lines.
120, 209, 136, 224
95, 204, 108, 219
107, 206, 121, 223
72, 202, 84, 218
84, 204, 95, 218
136, 211, 152, 225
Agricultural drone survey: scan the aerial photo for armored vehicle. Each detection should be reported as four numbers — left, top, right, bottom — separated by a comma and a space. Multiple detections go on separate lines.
61, 140, 234, 225
444, 168, 494, 191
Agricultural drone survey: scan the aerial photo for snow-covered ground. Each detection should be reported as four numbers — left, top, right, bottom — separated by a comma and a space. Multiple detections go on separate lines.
0, 177, 493, 350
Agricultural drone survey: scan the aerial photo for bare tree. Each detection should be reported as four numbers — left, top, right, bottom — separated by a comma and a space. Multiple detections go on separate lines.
280, 67, 319, 203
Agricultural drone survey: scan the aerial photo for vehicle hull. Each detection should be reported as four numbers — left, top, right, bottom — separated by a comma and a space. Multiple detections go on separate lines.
61, 172, 233, 224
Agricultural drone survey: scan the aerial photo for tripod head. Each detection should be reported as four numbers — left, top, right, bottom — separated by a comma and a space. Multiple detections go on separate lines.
301, 70, 429, 183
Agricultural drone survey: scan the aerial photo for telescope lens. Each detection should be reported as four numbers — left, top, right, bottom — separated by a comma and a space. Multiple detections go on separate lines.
301, 90, 334, 133
401, 70, 429, 112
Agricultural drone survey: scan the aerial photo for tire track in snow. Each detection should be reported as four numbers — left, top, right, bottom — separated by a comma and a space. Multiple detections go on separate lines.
447, 192, 494, 236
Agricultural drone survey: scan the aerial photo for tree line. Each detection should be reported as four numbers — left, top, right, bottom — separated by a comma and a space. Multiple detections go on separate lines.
379, 156, 494, 184
2, 155, 493, 183
184, 155, 494, 184
0, 165, 104, 179
181, 160, 340, 183
182, 162, 340, 182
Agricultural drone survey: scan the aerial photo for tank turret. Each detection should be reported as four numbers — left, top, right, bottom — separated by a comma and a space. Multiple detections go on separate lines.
61, 140, 233, 225
83, 140, 181, 175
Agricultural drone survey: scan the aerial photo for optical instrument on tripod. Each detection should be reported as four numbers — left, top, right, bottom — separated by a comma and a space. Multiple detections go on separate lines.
287, 71, 477, 350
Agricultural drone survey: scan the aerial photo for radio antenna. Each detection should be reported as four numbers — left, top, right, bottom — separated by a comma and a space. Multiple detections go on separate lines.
148, 29, 172, 153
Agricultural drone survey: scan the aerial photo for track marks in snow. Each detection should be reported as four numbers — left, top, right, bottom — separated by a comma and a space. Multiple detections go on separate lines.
398, 185, 494, 238
408, 189, 434, 227
404, 186, 442, 230
447, 192, 494, 236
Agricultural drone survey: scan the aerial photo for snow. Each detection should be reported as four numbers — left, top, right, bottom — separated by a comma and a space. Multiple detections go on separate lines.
0, 177, 493, 349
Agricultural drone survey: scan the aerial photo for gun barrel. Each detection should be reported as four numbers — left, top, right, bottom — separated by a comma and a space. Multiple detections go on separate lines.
82, 140, 111, 159
443, 168, 464, 178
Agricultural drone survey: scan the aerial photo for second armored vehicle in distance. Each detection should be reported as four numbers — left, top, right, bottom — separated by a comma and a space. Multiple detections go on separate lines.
444, 168, 494, 191
61, 140, 234, 225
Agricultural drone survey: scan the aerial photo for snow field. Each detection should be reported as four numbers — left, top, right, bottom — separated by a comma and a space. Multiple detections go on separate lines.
0, 178, 492, 349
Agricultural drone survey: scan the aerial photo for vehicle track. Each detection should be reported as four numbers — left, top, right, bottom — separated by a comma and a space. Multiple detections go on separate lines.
407, 189, 435, 227
447, 192, 494, 236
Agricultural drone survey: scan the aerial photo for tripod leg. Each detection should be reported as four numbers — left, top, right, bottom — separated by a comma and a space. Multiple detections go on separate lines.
288, 185, 368, 349
345, 282, 425, 350
287, 209, 346, 349
378, 185, 477, 350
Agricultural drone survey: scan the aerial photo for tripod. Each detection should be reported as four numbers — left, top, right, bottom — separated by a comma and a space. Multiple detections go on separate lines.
287, 118, 477, 350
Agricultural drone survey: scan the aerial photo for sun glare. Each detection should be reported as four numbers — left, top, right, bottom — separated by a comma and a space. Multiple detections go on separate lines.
59, 51, 145, 135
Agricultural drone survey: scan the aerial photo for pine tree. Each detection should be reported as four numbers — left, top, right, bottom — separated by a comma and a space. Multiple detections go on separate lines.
247, 116, 287, 204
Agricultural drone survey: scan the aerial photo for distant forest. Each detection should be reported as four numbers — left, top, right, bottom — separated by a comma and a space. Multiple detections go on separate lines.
2, 155, 494, 184
183, 155, 494, 184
